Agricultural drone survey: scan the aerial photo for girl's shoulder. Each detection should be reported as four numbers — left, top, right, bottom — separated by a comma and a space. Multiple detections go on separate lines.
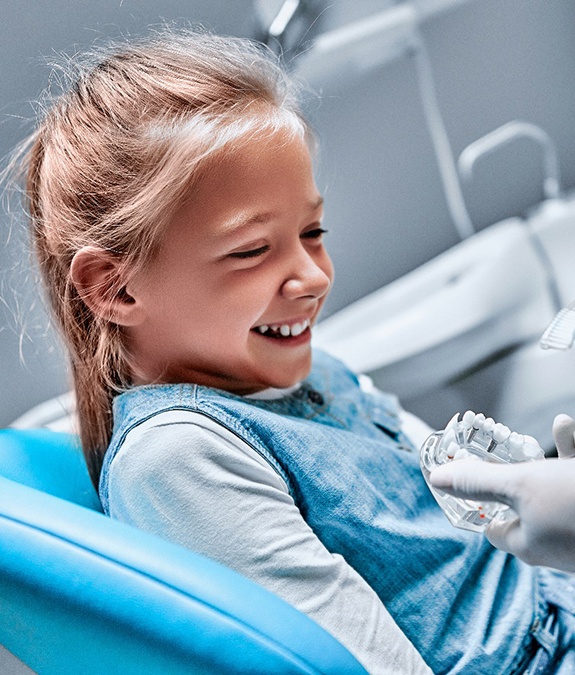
118, 409, 286, 482
101, 408, 290, 515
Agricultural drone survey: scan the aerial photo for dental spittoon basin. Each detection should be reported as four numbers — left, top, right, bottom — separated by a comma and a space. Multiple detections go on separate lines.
420, 410, 545, 532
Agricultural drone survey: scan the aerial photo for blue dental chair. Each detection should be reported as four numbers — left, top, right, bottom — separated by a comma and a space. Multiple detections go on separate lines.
0, 428, 367, 674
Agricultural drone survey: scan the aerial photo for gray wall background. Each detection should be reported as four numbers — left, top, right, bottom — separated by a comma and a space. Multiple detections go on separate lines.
1, 1, 575, 672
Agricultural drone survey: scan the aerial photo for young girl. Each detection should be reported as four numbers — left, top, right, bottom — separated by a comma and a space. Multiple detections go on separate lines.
16, 28, 575, 674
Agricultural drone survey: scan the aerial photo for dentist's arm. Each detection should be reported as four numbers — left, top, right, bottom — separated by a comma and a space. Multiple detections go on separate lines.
429, 414, 575, 572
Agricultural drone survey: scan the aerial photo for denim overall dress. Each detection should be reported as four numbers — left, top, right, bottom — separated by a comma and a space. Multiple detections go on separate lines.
100, 350, 575, 674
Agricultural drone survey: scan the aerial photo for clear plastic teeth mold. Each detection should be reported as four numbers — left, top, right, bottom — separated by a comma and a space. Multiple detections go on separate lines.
420, 410, 545, 532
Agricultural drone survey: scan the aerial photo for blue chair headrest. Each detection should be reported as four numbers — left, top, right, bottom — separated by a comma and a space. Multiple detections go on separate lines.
0, 428, 102, 511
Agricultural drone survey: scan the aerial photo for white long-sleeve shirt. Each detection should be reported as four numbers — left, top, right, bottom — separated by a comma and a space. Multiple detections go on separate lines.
106, 382, 434, 675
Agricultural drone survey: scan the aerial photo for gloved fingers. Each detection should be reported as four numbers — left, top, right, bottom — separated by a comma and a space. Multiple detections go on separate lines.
429, 459, 520, 508
485, 514, 524, 557
552, 414, 575, 459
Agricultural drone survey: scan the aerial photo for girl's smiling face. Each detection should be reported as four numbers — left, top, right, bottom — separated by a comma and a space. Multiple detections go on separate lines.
125, 130, 333, 393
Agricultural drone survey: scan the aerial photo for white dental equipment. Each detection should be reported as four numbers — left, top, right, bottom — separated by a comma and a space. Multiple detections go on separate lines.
420, 410, 545, 532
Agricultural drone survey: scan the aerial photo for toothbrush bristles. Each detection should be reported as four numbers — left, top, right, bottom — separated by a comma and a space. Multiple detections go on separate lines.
540, 307, 575, 350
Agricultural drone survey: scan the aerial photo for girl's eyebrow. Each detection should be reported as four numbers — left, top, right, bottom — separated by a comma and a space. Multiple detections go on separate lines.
219, 211, 276, 238
219, 196, 324, 238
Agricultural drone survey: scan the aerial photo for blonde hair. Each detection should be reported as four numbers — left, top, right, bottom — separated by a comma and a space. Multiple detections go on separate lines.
18, 28, 309, 488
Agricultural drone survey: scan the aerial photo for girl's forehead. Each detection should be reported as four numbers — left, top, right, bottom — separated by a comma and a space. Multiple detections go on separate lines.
188, 131, 315, 202
163, 133, 320, 243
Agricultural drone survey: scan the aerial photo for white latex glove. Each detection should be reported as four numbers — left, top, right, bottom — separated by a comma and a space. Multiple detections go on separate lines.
429, 414, 575, 572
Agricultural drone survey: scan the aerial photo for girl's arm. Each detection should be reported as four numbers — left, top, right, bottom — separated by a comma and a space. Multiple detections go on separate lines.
106, 412, 431, 675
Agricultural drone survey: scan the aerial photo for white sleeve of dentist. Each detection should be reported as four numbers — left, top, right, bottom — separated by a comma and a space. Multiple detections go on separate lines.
430, 414, 575, 573
106, 410, 432, 675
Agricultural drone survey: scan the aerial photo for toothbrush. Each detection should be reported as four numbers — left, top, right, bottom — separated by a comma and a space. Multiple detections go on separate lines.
540, 300, 575, 350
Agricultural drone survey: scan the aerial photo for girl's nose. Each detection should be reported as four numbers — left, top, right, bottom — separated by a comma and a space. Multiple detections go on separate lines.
281, 252, 332, 300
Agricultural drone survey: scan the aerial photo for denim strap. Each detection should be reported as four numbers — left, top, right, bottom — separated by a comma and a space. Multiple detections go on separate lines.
524, 609, 560, 675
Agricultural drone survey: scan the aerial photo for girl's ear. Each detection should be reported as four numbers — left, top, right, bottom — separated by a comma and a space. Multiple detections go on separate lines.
70, 246, 145, 326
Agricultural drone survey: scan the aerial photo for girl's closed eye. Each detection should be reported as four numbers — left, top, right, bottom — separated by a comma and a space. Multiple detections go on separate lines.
302, 227, 328, 240
228, 244, 270, 259
226, 227, 326, 260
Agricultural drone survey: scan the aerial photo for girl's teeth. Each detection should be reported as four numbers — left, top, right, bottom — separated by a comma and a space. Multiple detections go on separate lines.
256, 319, 310, 337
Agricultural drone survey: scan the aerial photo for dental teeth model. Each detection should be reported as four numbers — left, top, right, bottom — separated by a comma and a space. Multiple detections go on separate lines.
420, 410, 545, 532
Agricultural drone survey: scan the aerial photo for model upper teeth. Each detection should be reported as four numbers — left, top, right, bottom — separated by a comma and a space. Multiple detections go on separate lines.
436, 409, 544, 462
256, 319, 310, 337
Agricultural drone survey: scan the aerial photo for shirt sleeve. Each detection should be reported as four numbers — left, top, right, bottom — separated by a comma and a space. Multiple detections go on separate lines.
107, 414, 432, 675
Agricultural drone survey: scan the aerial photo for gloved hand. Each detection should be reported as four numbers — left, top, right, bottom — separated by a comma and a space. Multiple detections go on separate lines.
429, 414, 575, 572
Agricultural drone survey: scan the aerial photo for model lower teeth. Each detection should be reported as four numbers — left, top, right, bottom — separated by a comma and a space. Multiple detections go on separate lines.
420, 409, 545, 532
